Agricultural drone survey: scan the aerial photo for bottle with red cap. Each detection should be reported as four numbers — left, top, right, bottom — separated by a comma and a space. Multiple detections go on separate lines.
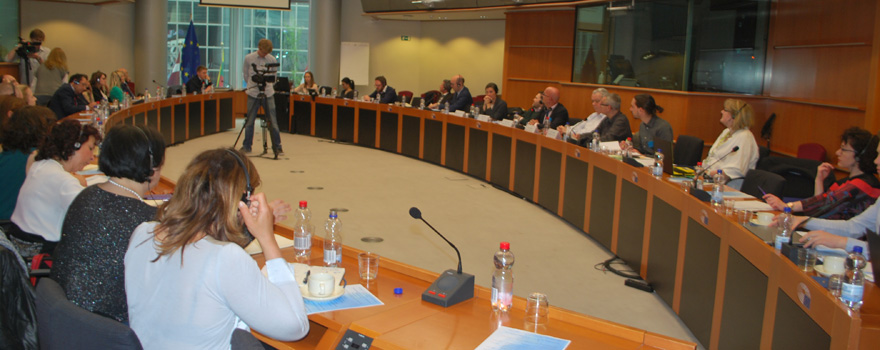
491, 241, 515, 312
293, 201, 313, 263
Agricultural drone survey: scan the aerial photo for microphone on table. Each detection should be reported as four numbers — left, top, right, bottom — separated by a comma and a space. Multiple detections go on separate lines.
152, 80, 165, 88
409, 207, 474, 308
691, 146, 739, 202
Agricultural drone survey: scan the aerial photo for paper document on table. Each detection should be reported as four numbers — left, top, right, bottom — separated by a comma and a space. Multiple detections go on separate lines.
475, 326, 570, 350
304, 284, 383, 315
600, 141, 621, 151
723, 191, 755, 199
244, 235, 295, 255
733, 201, 774, 211
634, 157, 654, 167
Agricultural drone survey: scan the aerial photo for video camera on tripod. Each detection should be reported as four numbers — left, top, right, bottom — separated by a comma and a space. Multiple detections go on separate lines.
250, 63, 280, 92
15, 37, 42, 58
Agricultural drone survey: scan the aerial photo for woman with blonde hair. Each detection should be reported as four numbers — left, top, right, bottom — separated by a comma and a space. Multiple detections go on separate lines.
33, 47, 69, 106
701, 99, 759, 189
293, 71, 318, 94
107, 70, 127, 104
125, 148, 308, 349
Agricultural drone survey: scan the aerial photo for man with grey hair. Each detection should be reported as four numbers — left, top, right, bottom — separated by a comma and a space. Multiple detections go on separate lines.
594, 92, 632, 142
558, 87, 608, 145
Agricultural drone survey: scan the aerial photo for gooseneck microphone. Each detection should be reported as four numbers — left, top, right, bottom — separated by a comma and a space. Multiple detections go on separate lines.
409, 207, 462, 274
694, 146, 739, 181
409, 207, 474, 307
152, 80, 165, 88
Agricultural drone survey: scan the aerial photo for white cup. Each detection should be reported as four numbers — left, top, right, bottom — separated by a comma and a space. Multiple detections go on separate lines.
756, 212, 774, 225
823, 256, 846, 275
307, 272, 335, 297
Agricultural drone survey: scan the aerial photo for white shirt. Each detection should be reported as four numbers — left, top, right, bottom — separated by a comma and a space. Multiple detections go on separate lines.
242, 51, 277, 98
568, 112, 606, 138
804, 201, 877, 259
11, 159, 84, 241
125, 222, 309, 350
703, 128, 759, 183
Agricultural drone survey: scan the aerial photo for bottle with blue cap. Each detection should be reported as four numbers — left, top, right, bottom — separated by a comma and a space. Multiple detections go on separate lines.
841, 246, 866, 310
711, 170, 725, 209
323, 210, 342, 267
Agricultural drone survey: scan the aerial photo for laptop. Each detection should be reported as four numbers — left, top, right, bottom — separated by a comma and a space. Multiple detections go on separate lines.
410, 97, 422, 108
865, 229, 880, 287
652, 138, 675, 175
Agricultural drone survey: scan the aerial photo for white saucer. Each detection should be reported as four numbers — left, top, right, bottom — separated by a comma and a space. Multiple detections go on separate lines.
300, 285, 345, 301
813, 265, 843, 277
750, 218, 771, 226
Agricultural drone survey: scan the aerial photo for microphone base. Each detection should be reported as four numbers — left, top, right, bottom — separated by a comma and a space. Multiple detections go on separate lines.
421, 269, 474, 308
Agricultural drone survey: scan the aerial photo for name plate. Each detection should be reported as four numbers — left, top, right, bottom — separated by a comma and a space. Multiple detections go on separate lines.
476, 114, 492, 122
545, 129, 561, 139
524, 124, 539, 133
499, 119, 515, 128
451, 110, 466, 117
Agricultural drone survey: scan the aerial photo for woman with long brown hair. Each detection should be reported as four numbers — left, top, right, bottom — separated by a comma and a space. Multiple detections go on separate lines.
125, 148, 308, 349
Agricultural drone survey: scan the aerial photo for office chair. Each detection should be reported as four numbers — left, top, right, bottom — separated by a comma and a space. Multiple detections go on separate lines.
0, 235, 38, 349
398, 90, 414, 103
740, 169, 785, 199
673, 135, 705, 167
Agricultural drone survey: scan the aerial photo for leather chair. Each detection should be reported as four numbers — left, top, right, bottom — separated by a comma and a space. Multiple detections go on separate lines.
421, 90, 440, 104
0, 232, 38, 350
398, 90, 414, 103
758, 156, 834, 200
36, 278, 143, 349
740, 169, 786, 199
797, 143, 827, 162
674, 135, 704, 167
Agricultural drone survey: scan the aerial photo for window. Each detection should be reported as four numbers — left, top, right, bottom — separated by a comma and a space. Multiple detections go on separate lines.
166, 0, 310, 89
573, 0, 768, 94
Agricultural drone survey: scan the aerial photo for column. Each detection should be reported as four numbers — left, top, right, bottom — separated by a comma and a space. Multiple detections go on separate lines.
309, 0, 342, 89
134, 0, 167, 93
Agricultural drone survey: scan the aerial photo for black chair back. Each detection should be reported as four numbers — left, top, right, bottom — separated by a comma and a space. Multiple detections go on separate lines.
673, 135, 704, 167
0, 242, 38, 349
568, 117, 583, 125
318, 86, 332, 96
740, 169, 786, 199
36, 278, 142, 349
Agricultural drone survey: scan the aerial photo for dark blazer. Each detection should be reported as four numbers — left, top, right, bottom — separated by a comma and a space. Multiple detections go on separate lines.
539, 102, 569, 129
185, 76, 211, 94
369, 86, 398, 104
341, 89, 355, 99
448, 86, 472, 112
482, 98, 509, 120
436, 92, 453, 107
596, 111, 633, 142
49, 84, 88, 119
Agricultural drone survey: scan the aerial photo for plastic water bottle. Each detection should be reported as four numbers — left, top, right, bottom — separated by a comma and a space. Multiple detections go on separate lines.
292, 201, 313, 263
443, 102, 450, 114
331, 88, 337, 97
542, 114, 550, 131
323, 210, 343, 267
353, 90, 359, 100
144, 88, 151, 101
156, 86, 162, 100
694, 162, 704, 189
841, 246, 867, 310
419, 98, 425, 110
652, 149, 664, 178
491, 241, 514, 312
774, 207, 792, 250
591, 132, 601, 151
624, 137, 633, 158
711, 170, 725, 209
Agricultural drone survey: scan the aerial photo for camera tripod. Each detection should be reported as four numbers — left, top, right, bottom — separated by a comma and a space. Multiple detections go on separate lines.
233, 89, 278, 160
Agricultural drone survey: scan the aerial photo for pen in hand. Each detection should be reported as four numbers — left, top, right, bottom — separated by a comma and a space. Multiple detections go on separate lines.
758, 185, 767, 197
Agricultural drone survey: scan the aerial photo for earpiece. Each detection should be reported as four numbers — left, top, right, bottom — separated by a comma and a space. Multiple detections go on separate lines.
134, 126, 154, 178
73, 124, 84, 150
225, 149, 253, 205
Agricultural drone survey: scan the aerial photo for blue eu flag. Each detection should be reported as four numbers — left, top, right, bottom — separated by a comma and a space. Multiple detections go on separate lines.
181, 21, 200, 84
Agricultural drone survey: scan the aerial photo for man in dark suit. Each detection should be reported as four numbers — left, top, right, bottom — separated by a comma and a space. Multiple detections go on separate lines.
595, 92, 633, 142
448, 74, 472, 113
528, 86, 568, 129
49, 74, 96, 119
185, 65, 214, 94
364, 75, 397, 104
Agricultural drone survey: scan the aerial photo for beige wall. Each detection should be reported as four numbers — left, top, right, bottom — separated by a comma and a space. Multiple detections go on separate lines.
339, 0, 505, 96
20, 1, 135, 80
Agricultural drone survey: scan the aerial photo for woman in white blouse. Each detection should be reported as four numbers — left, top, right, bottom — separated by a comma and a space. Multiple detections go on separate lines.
702, 99, 759, 190
125, 148, 308, 349
292, 71, 318, 94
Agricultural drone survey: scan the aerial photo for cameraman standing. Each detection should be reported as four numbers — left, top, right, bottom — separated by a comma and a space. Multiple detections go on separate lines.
240, 39, 282, 155
5, 29, 49, 88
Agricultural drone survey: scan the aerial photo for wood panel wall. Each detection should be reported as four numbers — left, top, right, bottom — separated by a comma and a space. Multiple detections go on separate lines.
502, 2, 880, 158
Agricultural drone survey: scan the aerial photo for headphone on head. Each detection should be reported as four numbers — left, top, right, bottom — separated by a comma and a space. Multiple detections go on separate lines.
134, 126, 155, 178
225, 149, 253, 205
73, 123, 84, 150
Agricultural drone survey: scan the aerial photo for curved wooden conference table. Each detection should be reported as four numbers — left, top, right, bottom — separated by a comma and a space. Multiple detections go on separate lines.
97, 91, 876, 349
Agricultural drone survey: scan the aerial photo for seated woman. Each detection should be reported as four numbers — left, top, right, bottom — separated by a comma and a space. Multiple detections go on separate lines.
701, 99, 759, 190
340, 77, 355, 99
89, 71, 109, 103
51, 125, 166, 323
17, 84, 37, 107
293, 71, 318, 94
125, 148, 308, 348
764, 127, 880, 220
481, 83, 508, 121
516, 91, 546, 126
107, 71, 127, 104
9, 119, 100, 253
0, 106, 53, 221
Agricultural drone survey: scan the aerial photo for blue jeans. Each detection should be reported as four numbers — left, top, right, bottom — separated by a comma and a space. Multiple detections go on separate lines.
243, 94, 282, 150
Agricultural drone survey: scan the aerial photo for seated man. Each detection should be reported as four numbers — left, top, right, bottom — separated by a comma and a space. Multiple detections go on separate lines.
558, 88, 608, 145
363, 75, 397, 104
427, 79, 453, 110
628, 94, 673, 155
48, 74, 96, 120
594, 93, 632, 142
447, 74, 472, 113
185, 65, 214, 94
527, 86, 568, 130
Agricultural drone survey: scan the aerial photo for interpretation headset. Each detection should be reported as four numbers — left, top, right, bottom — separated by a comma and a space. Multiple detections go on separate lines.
134, 126, 155, 179
225, 149, 255, 243
73, 123, 84, 150
856, 134, 877, 161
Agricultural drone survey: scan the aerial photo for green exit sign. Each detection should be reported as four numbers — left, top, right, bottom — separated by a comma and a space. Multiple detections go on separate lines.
401, 36, 410, 41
